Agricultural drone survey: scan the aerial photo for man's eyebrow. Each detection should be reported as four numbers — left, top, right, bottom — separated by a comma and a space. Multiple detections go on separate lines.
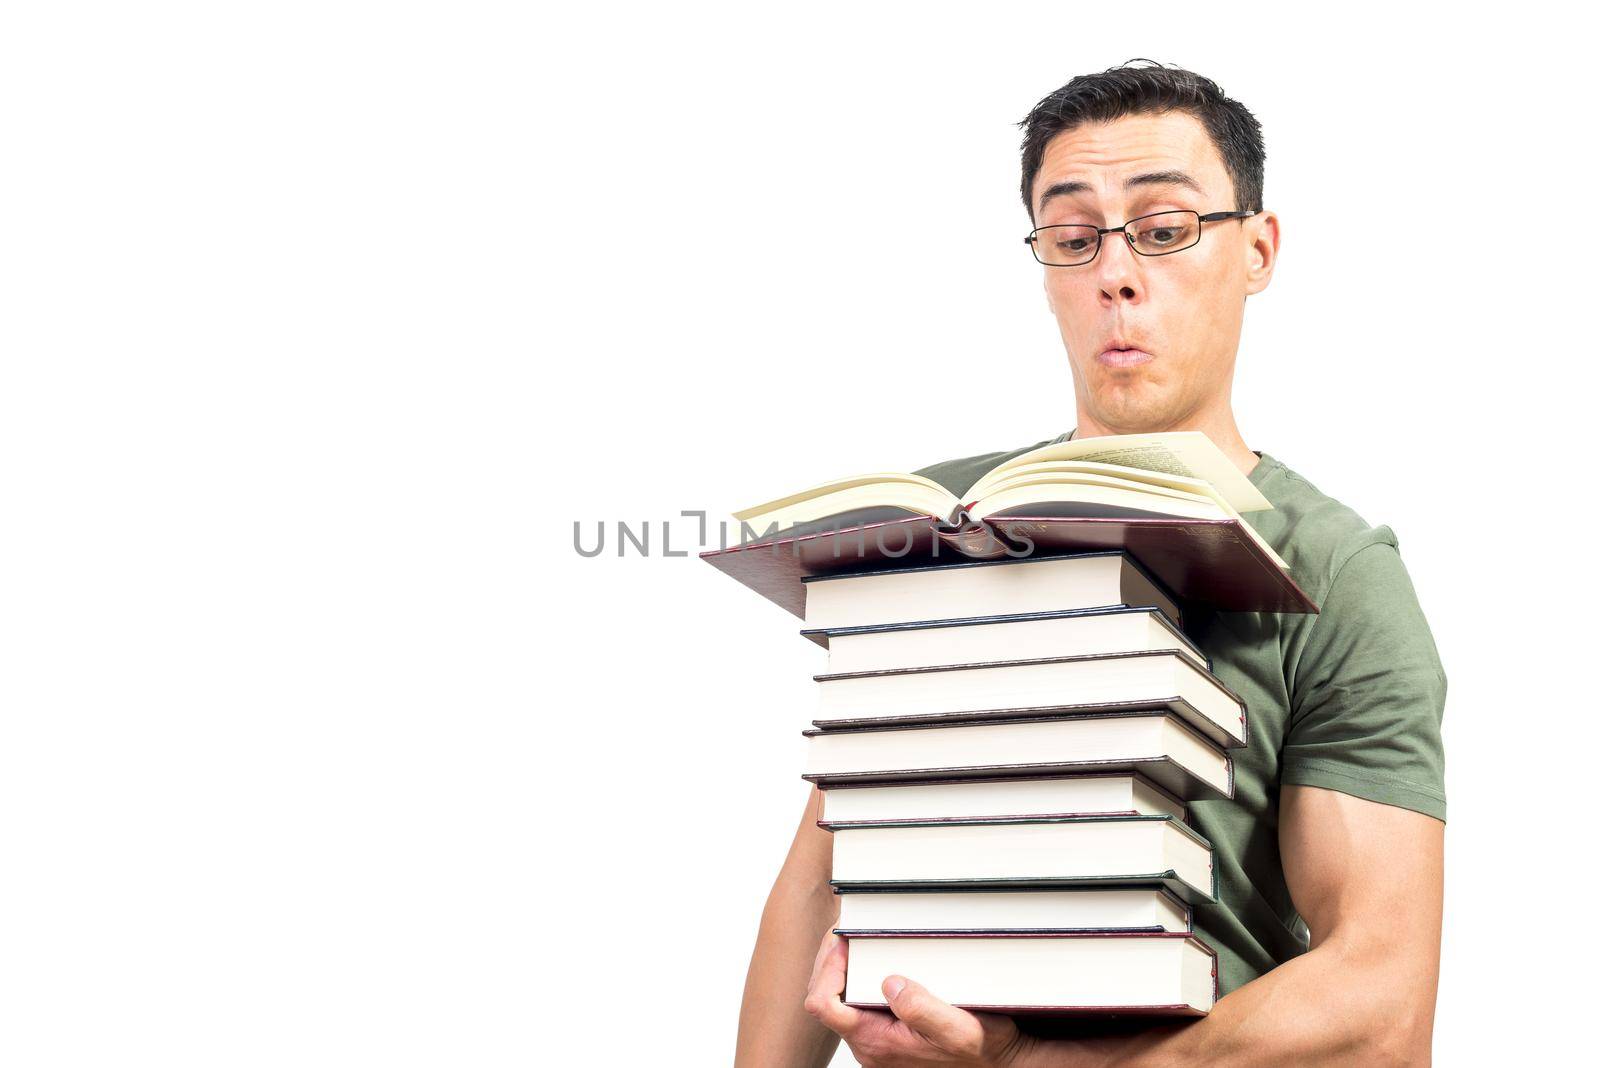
1037, 170, 1205, 208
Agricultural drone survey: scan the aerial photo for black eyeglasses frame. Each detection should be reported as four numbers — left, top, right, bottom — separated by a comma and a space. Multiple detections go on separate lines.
1024, 209, 1258, 266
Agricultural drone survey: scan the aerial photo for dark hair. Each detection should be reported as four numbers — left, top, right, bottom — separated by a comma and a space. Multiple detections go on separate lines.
1018, 59, 1265, 222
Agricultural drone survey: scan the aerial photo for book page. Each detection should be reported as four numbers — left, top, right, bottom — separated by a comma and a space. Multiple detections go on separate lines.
730, 481, 957, 540
970, 432, 1273, 513
731, 471, 955, 521
975, 461, 1287, 569
977, 463, 1219, 507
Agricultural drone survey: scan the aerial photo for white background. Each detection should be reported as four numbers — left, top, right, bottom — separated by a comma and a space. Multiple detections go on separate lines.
1, 2, 1591, 1064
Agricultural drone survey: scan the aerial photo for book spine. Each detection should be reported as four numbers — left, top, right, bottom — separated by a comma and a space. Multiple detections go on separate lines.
933, 511, 1028, 559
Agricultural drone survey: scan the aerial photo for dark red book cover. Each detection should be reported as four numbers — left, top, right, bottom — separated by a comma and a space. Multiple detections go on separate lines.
700, 515, 1317, 618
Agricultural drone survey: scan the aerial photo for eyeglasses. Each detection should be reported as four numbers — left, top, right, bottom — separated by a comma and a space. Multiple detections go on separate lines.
1024, 209, 1257, 266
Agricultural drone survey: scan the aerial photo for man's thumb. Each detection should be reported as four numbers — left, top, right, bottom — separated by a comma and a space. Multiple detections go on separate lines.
882, 974, 976, 1050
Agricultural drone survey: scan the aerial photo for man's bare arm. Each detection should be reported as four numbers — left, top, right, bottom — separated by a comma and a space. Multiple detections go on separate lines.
1019, 785, 1445, 1067
735, 785, 844, 1068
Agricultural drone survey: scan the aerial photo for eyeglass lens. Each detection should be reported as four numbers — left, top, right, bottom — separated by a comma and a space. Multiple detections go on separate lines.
1032, 210, 1201, 265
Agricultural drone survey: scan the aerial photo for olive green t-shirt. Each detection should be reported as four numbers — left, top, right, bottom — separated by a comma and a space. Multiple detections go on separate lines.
913, 430, 1448, 996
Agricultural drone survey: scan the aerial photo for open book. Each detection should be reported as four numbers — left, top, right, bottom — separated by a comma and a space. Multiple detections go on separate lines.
733, 432, 1285, 570
701, 432, 1317, 616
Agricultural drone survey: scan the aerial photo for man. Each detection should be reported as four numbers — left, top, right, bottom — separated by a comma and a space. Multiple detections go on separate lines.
735, 60, 1446, 1067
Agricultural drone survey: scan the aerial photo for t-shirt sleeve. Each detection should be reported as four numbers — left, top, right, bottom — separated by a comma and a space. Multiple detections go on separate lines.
1280, 526, 1448, 821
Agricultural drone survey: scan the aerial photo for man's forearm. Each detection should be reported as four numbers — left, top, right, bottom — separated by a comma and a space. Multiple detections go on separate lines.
1021, 938, 1436, 1068
735, 873, 844, 1068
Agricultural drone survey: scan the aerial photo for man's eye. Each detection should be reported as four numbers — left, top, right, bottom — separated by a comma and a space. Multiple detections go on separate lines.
1138, 224, 1194, 248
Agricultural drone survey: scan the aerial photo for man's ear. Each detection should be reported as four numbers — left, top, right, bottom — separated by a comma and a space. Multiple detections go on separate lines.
1244, 210, 1280, 296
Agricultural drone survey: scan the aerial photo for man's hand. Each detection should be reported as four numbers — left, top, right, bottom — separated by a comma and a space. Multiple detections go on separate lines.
803, 932, 1038, 1067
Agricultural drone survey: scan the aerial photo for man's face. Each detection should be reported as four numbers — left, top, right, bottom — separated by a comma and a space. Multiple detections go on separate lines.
1030, 111, 1275, 432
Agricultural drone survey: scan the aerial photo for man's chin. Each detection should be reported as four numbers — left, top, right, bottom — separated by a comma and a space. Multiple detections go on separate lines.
1087, 389, 1178, 434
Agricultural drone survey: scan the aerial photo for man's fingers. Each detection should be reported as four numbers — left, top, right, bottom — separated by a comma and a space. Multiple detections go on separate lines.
882, 974, 986, 1056
805, 926, 837, 992
804, 931, 864, 1033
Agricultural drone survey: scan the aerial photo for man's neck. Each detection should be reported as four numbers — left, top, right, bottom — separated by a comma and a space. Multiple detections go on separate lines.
1073, 409, 1260, 478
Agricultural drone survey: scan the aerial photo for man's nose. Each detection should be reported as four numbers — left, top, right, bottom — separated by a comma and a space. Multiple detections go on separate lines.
1096, 232, 1143, 304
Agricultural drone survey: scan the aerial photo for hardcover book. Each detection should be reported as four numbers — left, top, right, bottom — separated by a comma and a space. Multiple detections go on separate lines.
812, 648, 1247, 749
826, 814, 1217, 903
805, 605, 1208, 673
842, 932, 1218, 1015
833, 885, 1193, 935
803, 712, 1233, 799
700, 432, 1317, 617
817, 772, 1187, 825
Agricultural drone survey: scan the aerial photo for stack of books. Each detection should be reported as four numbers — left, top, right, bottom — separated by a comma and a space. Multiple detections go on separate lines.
702, 433, 1315, 1017
803, 553, 1232, 1015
